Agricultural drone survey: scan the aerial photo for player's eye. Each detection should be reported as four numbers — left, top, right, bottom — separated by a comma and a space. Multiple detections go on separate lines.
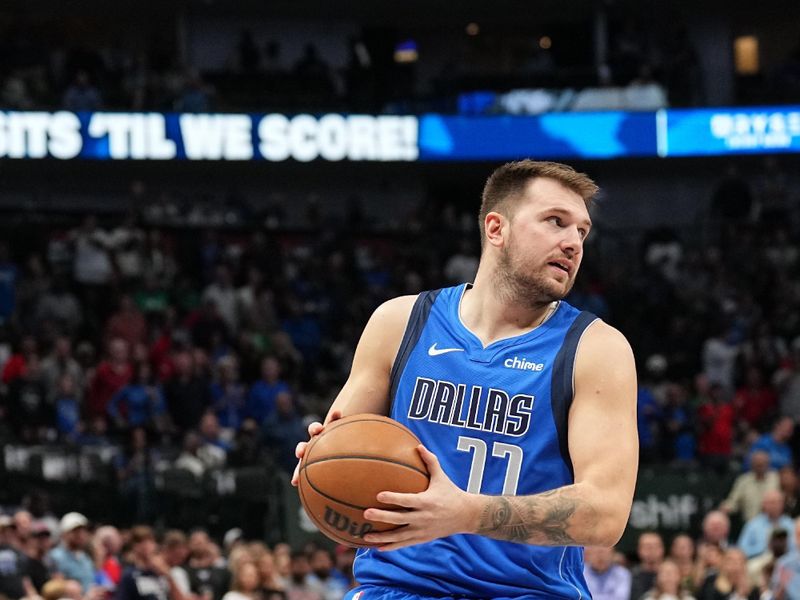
547, 216, 563, 227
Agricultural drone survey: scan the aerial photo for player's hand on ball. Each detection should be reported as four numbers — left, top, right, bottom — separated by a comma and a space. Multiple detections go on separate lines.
362, 444, 477, 551
291, 409, 343, 486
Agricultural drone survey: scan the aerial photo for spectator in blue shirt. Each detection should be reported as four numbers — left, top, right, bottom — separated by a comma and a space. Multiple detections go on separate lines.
772, 518, 800, 599
55, 373, 81, 442
583, 545, 631, 600
748, 416, 795, 471
246, 356, 289, 424
108, 362, 167, 431
210, 355, 246, 432
739, 489, 796, 558
0, 242, 18, 326
49, 512, 96, 593
262, 390, 306, 473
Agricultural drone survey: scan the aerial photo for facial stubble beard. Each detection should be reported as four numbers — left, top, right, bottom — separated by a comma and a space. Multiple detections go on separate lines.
495, 240, 574, 312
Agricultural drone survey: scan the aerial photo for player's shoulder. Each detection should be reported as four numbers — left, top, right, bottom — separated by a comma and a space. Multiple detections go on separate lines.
372, 294, 419, 322
576, 319, 635, 369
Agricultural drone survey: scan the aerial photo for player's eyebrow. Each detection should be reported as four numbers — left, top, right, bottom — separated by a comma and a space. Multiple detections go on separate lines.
541, 206, 592, 229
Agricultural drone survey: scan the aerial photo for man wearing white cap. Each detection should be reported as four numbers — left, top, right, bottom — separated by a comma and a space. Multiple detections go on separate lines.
49, 512, 96, 593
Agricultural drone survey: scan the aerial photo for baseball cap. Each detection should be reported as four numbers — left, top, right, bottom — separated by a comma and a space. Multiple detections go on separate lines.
59, 512, 89, 533
31, 521, 51, 537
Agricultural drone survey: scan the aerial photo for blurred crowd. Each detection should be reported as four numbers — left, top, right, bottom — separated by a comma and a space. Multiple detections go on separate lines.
0, 507, 355, 600
2, 11, 799, 114
0, 159, 798, 598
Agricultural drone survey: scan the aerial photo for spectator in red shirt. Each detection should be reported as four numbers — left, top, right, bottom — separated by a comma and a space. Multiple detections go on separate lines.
1, 334, 38, 384
105, 294, 148, 350
86, 338, 132, 421
734, 365, 778, 431
697, 383, 735, 471
94, 525, 123, 585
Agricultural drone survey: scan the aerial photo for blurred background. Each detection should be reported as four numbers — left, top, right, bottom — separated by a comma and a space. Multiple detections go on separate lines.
1, 0, 800, 598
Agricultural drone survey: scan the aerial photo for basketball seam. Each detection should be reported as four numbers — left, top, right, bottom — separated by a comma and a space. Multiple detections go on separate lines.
303, 462, 428, 510
302, 455, 431, 478
299, 470, 381, 548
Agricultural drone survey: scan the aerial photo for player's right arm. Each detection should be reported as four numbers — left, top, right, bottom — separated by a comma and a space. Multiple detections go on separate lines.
290, 294, 417, 486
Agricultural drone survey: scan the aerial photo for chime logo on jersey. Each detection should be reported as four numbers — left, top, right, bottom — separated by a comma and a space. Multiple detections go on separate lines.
407, 377, 533, 437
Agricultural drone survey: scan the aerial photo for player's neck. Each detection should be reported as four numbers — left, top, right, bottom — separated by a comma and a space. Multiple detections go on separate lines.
461, 273, 554, 346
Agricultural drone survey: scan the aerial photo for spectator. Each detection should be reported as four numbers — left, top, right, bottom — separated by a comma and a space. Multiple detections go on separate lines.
186, 530, 230, 600
720, 450, 780, 521
108, 361, 167, 431
86, 338, 132, 421
698, 548, 759, 599
747, 528, 789, 591
774, 341, 800, 419
782, 466, 800, 517
105, 295, 148, 350
115, 428, 159, 524
164, 350, 211, 432
631, 532, 665, 600
748, 417, 796, 471
669, 534, 696, 592
55, 373, 82, 442
199, 412, 231, 453
701, 512, 731, 548
40, 336, 84, 403
306, 548, 347, 600
228, 418, 264, 468
117, 525, 184, 600
285, 551, 322, 600
0, 514, 30, 599
49, 512, 95, 593
34, 276, 83, 336
641, 559, 695, 599
772, 518, 800, 599
222, 560, 261, 600
702, 326, 740, 391
734, 365, 778, 431
70, 215, 114, 322
63, 71, 103, 111
2, 334, 38, 384
583, 545, 631, 600
0, 241, 19, 326
174, 431, 226, 478
696, 384, 735, 471
203, 265, 239, 335
252, 547, 285, 597
262, 391, 307, 473
210, 356, 246, 433
93, 525, 123, 586
25, 521, 54, 592
246, 356, 290, 425
162, 530, 192, 597
738, 490, 796, 558
6, 355, 50, 442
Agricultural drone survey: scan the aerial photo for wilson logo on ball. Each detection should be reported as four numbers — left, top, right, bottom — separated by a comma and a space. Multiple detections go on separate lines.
324, 506, 374, 538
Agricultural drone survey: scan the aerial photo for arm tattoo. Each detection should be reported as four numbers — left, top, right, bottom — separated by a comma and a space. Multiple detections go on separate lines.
476, 489, 595, 545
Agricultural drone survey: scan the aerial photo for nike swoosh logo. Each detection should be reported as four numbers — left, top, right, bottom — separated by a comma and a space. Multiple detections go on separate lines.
428, 343, 465, 356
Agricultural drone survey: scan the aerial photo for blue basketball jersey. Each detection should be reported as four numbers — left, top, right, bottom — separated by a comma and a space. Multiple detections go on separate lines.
353, 284, 599, 599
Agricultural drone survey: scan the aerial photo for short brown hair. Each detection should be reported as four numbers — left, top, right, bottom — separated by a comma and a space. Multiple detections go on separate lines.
130, 525, 155, 545
478, 160, 599, 246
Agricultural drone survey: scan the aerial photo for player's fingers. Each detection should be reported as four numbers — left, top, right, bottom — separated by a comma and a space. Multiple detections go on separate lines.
376, 491, 420, 508
307, 421, 324, 437
416, 444, 442, 475
363, 508, 411, 525
363, 526, 417, 547
290, 463, 300, 487
295, 441, 308, 459
326, 409, 343, 424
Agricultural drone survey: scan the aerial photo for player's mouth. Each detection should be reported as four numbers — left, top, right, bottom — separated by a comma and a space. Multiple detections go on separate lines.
547, 260, 571, 275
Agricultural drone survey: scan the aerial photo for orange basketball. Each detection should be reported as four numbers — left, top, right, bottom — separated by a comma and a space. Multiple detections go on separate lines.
298, 414, 430, 547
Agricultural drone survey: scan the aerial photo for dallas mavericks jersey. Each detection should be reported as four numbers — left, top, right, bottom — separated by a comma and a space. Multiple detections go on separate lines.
353, 284, 599, 599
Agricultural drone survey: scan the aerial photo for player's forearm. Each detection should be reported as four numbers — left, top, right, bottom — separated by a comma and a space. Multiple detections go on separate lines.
471, 483, 627, 547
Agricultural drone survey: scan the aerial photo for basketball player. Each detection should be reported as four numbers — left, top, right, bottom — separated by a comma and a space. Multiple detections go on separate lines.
292, 160, 638, 598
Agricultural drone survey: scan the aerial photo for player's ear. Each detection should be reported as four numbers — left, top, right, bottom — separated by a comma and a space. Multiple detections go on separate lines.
484, 212, 506, 249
